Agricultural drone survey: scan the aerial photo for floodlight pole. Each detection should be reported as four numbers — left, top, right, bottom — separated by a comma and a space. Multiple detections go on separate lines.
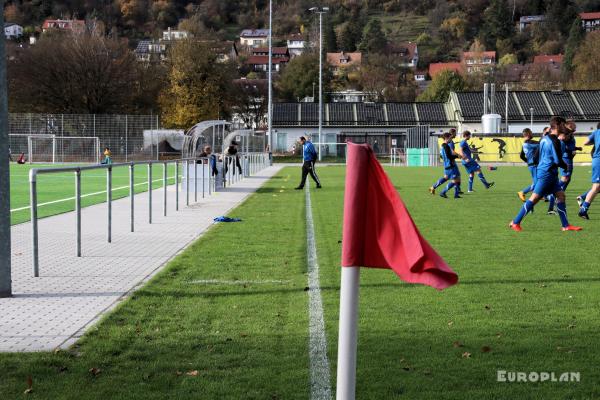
310, 7, 328, 161
0, 7, 12, 297
530, 107, 534, 131
267, 0, 273, 164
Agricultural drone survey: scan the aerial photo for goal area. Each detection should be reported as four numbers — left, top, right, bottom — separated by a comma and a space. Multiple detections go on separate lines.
9, 134, 101, 164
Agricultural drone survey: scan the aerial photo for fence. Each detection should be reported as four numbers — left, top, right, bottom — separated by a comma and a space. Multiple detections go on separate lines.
9, 113, 160, 162
28, 152, 270, 276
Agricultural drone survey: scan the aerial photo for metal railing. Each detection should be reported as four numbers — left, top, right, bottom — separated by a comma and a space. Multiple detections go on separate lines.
29, 152, 270, 276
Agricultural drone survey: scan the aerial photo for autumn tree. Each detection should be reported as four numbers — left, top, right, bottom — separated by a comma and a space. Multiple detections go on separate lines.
562, 17, 585, 81
276, 53, 326, 101
159, 40, 237, 129
8, 33, 149, 113
358, 54, 417, 101
417, 70, 466, 102
569, 31, 600, 89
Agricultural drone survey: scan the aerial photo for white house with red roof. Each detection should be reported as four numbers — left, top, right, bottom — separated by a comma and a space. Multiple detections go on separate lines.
462, 51, 496, 74
580, 12, 600, 32
42, 19, 85, 34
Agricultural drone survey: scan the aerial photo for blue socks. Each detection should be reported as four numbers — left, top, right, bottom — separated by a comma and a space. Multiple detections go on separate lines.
441, 182, 455, 195
581, 201, 591, 211
522, 184, 533, 194
433, 177, 447, 189
580, 191, 589, 200
560, 179, 570, 192
454, 184, 461, 198
548, 195, 555, 212
556, 202, 569, 228
477, 172, 489, 187
468, 176, 474, 191
514, 200, 534, 224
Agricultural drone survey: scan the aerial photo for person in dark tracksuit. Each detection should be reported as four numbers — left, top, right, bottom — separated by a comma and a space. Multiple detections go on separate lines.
295, 136, 322, 189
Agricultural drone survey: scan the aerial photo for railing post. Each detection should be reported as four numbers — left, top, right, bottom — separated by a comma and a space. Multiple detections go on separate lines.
202, 159, 205, 198
194, 160, 198, 202
75, 169, 81, 257
163, 162, 167, 217
107, 166, 112, 243
30, 170, 39, 277
148, 162, 152, 224
185, 160, 190, 206
129, 163, 134, 232
175, 161, 179, 211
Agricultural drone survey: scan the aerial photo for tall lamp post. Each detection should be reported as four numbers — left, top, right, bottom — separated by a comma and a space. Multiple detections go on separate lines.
530, 107, 534, 131
309, 6, 329, 162
0, 5, 11, 297
267, 0, 273, 164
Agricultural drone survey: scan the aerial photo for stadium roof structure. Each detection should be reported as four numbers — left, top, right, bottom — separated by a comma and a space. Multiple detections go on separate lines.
272, 102, 448, 127
450, 90, 600, 122
273, 90, 600, 128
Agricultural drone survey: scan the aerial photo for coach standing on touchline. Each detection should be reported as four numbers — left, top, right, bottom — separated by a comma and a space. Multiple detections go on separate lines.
295, 136, 322, 189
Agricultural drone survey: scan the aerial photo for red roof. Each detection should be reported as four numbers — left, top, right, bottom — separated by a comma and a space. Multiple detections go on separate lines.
251, 47, 289, 55
42, 19, 85, 31
428, 62, 463, 78
533, 54, 563, 64
246, 55, 289, 65
462, 51, 496, 61
580, 12, 600, 20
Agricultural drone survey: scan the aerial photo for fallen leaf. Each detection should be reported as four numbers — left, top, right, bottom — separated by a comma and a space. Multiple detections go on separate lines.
89, 367, 101, 376
462, 352, 472, 358
539, 284, 547, 288
186, 370, 199, 376
481, 346, 492, 353
452, 341, 463, 348
24, 388, 33, 394
496, 333, 502, 338
176, 371, 183, 376
447, 321, 454, 327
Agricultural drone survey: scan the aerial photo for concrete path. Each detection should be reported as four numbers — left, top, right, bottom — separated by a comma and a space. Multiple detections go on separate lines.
1, 166, 283, 352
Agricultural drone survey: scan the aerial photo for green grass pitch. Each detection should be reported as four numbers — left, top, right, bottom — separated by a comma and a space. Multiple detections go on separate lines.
9, 163, 178, 225
1, 165, 598, 399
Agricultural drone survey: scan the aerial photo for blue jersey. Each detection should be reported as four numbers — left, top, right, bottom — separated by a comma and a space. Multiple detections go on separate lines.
303, 141, 318, 161
536, 135, 563, 181
459, 140, 472, 163
448, 141, 456, 152
588, 129, 600, 159
562, 137, 577, 163
521, 140, 539, 166
441, 143, 457, 168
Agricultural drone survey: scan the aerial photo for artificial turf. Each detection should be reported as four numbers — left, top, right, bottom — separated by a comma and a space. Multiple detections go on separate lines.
9, 164, 178, 225
1, 165, 599, 399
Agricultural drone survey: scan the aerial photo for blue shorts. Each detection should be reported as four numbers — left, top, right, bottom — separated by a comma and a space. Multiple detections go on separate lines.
444, 166, 460, 180
593, 158, 600, 183
528, 166, 537, 183
560, 162, 573, 178
533, 177, 562, 198
462, 160, 481, 174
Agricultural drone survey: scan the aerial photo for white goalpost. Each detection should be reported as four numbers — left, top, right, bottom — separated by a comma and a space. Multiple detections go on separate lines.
9, 134, 101, 164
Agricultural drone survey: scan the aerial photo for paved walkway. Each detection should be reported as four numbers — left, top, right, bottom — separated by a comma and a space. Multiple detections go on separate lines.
1, 166, 283, 352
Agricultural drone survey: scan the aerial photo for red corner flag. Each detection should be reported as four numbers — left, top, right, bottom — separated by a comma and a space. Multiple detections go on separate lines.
341, 142, 458, 290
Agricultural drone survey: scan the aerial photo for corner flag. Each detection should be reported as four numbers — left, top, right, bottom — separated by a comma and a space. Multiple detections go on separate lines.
336, 142, 458, 400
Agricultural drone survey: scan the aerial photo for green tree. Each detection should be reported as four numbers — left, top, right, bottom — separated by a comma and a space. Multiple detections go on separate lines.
339, 17, 363, 52
324, 18, 338, 52
276, 53, 323, 101
481, 0, 514, 49
159, 40, 236, 129
545, 0, 578, 38
562, 17, 585, 80
358, 19, 387, 53
417, 70, 465, 102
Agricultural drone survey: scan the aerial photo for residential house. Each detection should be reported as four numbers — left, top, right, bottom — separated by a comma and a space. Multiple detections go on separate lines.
240, 29, 270, 48
428, 62, 463, 78
580, 12, 600, 32
326, 52, 362, 75
329, 90, 376, 103
533, 54, 563, 68
134, 40, 167, 62
162, 28, 189, 41
4, 23, 23, 39
385, 42, 418, 68
287, 33, 305, 57
462, 51, 496, 74
519, 15, 545, 32
246, 48, 290, 72
208, 41, 238, 63
42, 19, 86, 34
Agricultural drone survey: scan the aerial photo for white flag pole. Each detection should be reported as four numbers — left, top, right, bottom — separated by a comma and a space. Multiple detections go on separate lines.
336, 266, 360, 400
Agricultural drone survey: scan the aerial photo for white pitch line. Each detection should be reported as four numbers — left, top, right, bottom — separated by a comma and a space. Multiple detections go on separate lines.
305, 183, 333, 400
10, 177, 180, 213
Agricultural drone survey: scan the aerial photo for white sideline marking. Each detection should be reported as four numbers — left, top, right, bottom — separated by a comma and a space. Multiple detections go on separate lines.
187, 279, 289, 285
305, 184, 333, 400
10, 177, 180, 213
